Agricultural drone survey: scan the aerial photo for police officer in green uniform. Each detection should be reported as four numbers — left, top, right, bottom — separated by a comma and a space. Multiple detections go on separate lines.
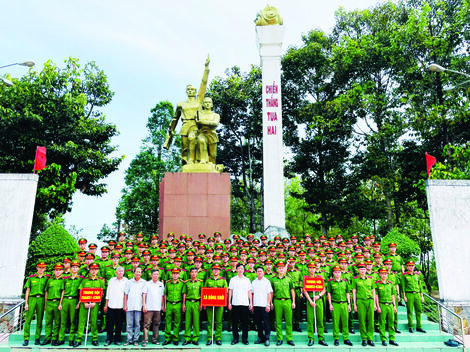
401, 261, 426, 333
58, 261, 83, 346
327, 266, 353, 346
182, 267, 203, 345
303, 262, 328, 346
23, 262, 49, 346
287, 257, 303, 332
163, 268, 185, 345
42, 264, 65, 345
74, 263, 105, 347
271, 261, 295, 346
204, 264, 228, 346
352, 262, 376, 346
374, 268, 399, 346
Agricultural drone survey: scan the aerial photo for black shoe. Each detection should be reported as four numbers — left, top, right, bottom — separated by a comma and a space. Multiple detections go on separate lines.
193, 341, 199, 346
416, 328, 426, 333
104, 341, 111, 347
382, 341, 387, 346
35, 339, 41, 345
22, 340, 29, 346
395, 328, 401, 333
206, 340, 212, 346
216, 340, 222, 345
344, 339, 353, 346
57, 340, 65, 346
294, 326, 302, 332
318, 340, 328, 346
92, 341, 99, 346
276, 340, 282, 346
287, 340, 295, 346
231, 338, 239, 345
41, 339, 51, 346
362, 340, 367, 346
242, 340, 249, 345
73, 341, 81, 348
409, 328, 414, 333
308, 339, 314, 346
173, 341, 179, 346
368, 340, 375, 346
115, 341, 121, 346
182, 341, 190, 346
254, 339, 263, 344
334, 339, 339, 346
227, 326, 232, 332
162, 340, 171, 346
69, 341, 74, 347
324, 327, 328, 333
52, 340, 57, 346
389, 340, 399, 346
265, 340, 270, 347
349, 328, 355, 334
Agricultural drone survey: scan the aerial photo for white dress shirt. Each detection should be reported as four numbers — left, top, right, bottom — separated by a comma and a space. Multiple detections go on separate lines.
143, 279, 165, 311
106, 276, 128, 309
229, 275, 252, 306
251, 277, 273, 307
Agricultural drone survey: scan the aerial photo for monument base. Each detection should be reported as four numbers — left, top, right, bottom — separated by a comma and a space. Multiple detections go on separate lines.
159, 172, 231, 240
181, 163, 224, 173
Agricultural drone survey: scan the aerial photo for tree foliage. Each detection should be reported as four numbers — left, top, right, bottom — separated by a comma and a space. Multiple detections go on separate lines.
0, 58, 122, 238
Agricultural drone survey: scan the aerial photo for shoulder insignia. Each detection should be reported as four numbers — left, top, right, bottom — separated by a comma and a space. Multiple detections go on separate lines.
64, 275, 71, 279
402, 272, 407, 275
45, 274, 51, 277
387, 280, 392, 284
353, 276, 359, 279
29, 274, 36, 278
342, 279, 348, 282
375, 280, 380, 284
367, 276, 373, 279
98, 276, 105, 281
78, 275, 85, 278
328, 278, 333, 282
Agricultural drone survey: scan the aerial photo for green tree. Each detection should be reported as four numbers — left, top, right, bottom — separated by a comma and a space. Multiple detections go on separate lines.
0, 58, 122, 238
115, 101, 180, 236
285, 177, 318, 237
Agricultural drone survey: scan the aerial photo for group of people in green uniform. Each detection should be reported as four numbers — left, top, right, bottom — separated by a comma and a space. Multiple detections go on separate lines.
22, 231, 427, 347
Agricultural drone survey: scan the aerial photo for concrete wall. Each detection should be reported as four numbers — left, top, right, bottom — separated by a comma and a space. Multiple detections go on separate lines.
0, 174, 38, 300
426, 180, 470, 305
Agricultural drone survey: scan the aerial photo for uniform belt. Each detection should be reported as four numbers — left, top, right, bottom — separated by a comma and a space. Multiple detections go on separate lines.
47, 298, 59, 302
380, 302, 393, 305
65, 296, 78, 300
406, 291, 419, 294
332, 301, 347, 304
32, 294, 44, 298
187, 299, 200, 303
167, 301, 182, 304
274, 298, 290, 301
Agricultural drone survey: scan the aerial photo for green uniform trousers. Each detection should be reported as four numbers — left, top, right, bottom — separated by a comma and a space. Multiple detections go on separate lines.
76, 303, 100, 342
306, 299, 324, 341
293, 289, 301, 328
164, 302, 182, 341
206, 306, 224, 341
184, 301, 200, 341
405, 292, 422, 329
379, 303, 395, 341
24, 296, 45, 341
273, 299, 293, 341
59, 298, 78, 342
44, 300, 61, 340
357, 298, 374, 340
331, 302, 349, 340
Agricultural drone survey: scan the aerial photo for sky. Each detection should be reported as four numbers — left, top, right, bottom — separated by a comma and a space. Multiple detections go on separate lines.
1, 0, 383, 241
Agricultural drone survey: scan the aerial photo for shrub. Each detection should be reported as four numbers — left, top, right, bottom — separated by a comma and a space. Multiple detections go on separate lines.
380, 227, 421, 262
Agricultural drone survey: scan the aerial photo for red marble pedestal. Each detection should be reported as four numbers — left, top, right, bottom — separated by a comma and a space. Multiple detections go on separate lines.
159, 172, 231, 240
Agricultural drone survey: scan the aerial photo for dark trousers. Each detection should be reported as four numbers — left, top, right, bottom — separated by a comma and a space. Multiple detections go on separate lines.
254, 306, 271, 341
232, 305, 249, 341
106, 307, 123, 343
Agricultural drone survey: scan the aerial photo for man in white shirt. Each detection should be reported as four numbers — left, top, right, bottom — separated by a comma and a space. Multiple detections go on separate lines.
251, 266, 273, 346
123, 266, 146, 346
142, 269, 165, 346
104, 266, 128, 346
228, 263, 253, 345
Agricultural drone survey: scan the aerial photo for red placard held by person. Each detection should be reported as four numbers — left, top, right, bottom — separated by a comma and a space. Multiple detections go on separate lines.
201, 287, 227, 307
304, 277, 325, 292
79, 288, 103, 303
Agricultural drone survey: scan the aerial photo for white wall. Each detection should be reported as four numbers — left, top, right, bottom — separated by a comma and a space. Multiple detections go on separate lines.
0, 174, 38, 299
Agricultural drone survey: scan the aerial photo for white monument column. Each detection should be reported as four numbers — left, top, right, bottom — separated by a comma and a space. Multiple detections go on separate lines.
256, 19, 285, 230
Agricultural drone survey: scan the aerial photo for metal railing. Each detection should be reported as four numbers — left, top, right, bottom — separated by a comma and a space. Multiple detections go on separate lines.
423, 293, 465, 347
0, 300, 25, 343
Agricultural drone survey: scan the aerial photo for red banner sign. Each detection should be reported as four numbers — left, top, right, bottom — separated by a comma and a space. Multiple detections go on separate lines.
79, 288, 103, 303
201, 287, 227, 307
304, 277, 325, 292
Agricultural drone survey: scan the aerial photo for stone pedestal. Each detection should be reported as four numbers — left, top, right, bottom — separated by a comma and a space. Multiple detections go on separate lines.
0, 174, 38, 300
159, 173, 231, 240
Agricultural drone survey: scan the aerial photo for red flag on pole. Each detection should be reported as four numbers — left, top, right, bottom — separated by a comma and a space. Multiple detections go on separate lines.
425, 152, 436, 176
34, 146, 47, 172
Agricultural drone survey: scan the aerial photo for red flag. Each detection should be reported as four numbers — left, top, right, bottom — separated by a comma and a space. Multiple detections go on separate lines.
34, 146, 47, 171
425, 152, 436, 176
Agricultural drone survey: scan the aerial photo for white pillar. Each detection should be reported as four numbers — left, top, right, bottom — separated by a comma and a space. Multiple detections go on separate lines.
0, 174, 38, 299
256, 25, 285, 230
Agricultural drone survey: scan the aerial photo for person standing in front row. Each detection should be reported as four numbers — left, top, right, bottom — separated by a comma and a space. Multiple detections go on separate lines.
204, 264, 228, 346
251, 266, 273, 347
104, 266, 127, 346
228, 263, 253, 345
182, 267, 203, 346
142, 269, 165, 346
401, 261, 426, 333
123, 266, 145, 346
374, 267, 399, 346
163, 268, 184, 346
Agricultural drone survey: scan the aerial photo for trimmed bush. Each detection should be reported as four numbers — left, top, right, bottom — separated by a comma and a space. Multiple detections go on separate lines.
380, 227, 421, 262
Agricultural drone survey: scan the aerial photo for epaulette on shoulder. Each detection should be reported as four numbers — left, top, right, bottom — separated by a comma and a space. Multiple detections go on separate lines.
202, 269, 207, 272
78, 275, 85, 278
98, 276, 105, 281
328, 278, 334, 282
375, 280, 381, 284
63, 275, 71, 279
353, 276, 359, 279
29, 274, 36, 278
45, 274, 51, 277
415, 272, 421, 275
367, 276, 373, 279
387, 280, 393, 284
219, 276, 226, 280
342, 278, 348, 282
105, 264, 112, 268
125, 268, 133, 272
402, 272, 407, 275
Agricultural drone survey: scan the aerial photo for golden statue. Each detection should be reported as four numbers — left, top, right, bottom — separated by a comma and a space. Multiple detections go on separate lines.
255, 5, 283, 26
192, 97, 220, 165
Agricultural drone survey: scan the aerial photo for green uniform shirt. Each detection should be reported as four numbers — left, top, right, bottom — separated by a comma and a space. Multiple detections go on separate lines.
271, 275, 293, 299
204, 275, 228, 289
387, 253, 402, 272
327, 278, 349, 302
62, 275, 84, 297
45, 277, 64, 300
373, 280, 396, 303
401, 272, 423, 293
165, 279, 184, 302
183, 279, 203, 300
352, 275, 375, 299
79, 276, 105, 291
287, 268, 302, 289
24, 274, 49, 296
245, 270, 257, 282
